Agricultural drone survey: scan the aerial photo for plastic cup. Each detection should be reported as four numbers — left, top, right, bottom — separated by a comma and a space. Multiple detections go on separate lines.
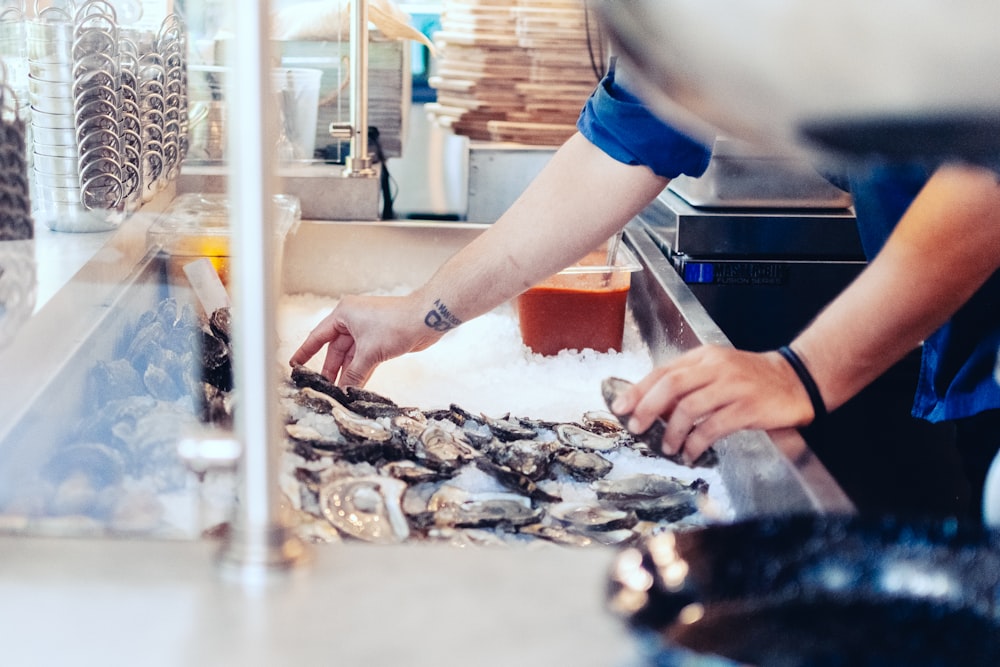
271, 67, 321, 161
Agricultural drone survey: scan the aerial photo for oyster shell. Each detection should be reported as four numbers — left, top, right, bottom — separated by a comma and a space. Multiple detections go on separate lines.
482, 438, 558, 481
379, 459, 448, 485
426, 487, 541, 529
547, 501, 637, 532
299, 387, 392, 443
555, 423, 620, 452
414, 424, 479, 472
552, 448, 613, 482
482, 414, 537, 442
423, 403, 478, 427
208, 306, 232, 344
290, 364, 350, 404
319, 476, 410, 544
581, 410, 627, 436
594, 474, 709, 523
601, 376, 719, 468
474, 457, 561, 503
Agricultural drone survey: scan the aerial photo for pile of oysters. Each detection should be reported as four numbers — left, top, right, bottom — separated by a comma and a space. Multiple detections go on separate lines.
280, 365, 717, 547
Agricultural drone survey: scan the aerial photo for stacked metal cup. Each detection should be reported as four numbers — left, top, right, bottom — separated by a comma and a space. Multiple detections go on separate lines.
158, 13, 186, 180
117, 35, 143, 212
26, 6, 88, 229
72, 0, 125, 215
137, 41, 167, 201
22, 2, 187, 228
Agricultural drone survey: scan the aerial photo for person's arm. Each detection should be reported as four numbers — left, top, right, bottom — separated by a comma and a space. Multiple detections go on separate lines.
411, 132, 670, 325
290, 132, 669, 386
615, 162, 1000, 461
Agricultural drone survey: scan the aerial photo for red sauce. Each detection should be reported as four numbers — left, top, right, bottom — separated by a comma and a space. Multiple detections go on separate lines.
516, 284, 630, 356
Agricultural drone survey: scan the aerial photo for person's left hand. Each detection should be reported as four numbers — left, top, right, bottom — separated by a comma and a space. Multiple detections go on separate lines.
610, 345, 817, 462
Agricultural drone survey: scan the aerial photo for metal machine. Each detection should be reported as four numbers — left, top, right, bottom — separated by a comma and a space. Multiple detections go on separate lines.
639, 138, 864, 352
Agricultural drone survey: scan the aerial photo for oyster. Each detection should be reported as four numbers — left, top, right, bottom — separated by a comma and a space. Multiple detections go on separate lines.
347, 400, 408, 419
300, 387, 392, 443
285, 415, 400, 464
426, 487, 541, 529
601, 376, 719, 468
291, 389, 336, 415
594, 473, 709, 523
474, 457, 561, 503
290, 364, 350, 404
88, 359, 145, 403
208, 306, 232, 343
555, 423, 620, 452
285, 422, 342, 449
414, 424, 479, 472
379, 460, 447, 485
423, 403, 478, 427
319, 476, 410, 544
582, 410, 627, 436
344, 385, 398, 407
482, 438, 558, 481
200, 327, 233, 392
547, 501, 637, 532
552, 448, 613, 482
593, 473, 706, 501
482, 414, 537, 442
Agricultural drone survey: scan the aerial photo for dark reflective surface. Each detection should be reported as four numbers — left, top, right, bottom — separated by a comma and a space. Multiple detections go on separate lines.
609, 514, 1000, 666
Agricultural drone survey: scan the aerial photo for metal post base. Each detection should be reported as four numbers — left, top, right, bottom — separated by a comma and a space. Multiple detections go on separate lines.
216, 524, 311, 586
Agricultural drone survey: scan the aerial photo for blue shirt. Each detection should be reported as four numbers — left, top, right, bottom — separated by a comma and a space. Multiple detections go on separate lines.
578, 66, 1000, 423
576, 61, 711, 180
848, 165, 1000, 422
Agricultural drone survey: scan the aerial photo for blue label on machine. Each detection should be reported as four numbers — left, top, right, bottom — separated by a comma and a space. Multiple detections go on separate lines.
684, 262, 715, 283
683, 262, 789, 286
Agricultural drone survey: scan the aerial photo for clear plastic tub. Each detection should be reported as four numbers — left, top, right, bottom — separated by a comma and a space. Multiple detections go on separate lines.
516, 241, 642, 356
147, 192, 301, 296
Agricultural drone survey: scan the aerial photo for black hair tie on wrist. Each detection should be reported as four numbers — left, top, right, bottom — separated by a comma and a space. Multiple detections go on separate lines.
777, 345, 827, 422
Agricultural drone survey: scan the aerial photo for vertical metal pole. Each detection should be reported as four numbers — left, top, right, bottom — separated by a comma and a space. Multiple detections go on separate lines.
219, 0, 308, 581
345, 0, 374, 176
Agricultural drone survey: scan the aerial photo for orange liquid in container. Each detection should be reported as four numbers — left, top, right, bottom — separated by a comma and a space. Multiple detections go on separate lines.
516, 246, 640, 356
517, 283, 630, 356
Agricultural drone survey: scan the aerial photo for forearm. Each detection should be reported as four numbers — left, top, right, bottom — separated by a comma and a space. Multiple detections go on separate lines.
411, 132, 670, 325
792, 163, 1000, 411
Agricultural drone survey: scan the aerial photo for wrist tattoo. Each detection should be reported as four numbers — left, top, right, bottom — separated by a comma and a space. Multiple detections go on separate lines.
424, 299, 462, 332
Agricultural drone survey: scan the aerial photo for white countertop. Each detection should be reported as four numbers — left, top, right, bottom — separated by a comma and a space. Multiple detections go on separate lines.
0, 536, 642, 667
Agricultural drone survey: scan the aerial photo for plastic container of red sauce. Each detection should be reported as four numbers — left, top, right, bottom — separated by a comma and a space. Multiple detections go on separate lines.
516, 243, 642, 356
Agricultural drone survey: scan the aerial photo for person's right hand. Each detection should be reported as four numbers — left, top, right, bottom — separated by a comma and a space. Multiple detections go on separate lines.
288, 293, 443, 387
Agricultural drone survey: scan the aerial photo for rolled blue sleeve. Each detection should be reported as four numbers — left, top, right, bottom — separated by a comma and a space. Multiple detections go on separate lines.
577, 61, 712, 179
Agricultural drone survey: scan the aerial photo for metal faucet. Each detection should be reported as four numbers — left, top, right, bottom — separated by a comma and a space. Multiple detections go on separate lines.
330, 0, 375, 178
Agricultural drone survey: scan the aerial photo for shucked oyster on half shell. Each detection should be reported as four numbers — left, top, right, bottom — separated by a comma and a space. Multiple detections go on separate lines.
601, 377, 719, 468
320, 476, 410, 544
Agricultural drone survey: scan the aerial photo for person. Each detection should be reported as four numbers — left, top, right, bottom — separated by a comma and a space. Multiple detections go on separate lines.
291, 58, 1000, 520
